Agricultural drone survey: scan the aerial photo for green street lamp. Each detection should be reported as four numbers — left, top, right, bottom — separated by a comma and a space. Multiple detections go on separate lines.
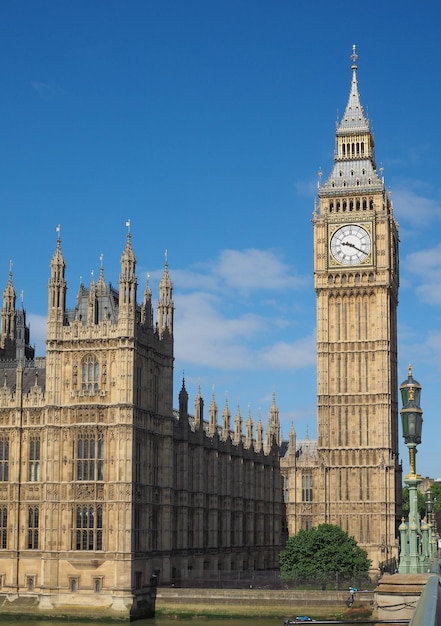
398, 366, 432, 573
400, 384, 422, 478
426, 488, 438, 558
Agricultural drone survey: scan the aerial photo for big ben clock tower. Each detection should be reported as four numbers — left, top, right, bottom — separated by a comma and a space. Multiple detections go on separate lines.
313, 46, 401, 567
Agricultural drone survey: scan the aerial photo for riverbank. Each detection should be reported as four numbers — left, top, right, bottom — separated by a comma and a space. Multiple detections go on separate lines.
155, 588, 374, 620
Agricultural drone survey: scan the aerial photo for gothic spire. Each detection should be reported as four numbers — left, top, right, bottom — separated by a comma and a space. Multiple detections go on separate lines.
245, 406, 253, 449
255, 412, 263, 453
338, 44, 369, 133
1, 261, 16, 346
157, 251, 174, 337
320, 45, 382, 195
194, 383, 204, 430
179, 375, 189, 419
222, 395, 231, 441
141, 273, 153, 328
208, 388, 218, 437
118, 221, 137, 320
267, 390, 280, 448
234, 403, 243, 445
289, 421, 297, 458
96, 253, 107, 296
48, 225, 67, 324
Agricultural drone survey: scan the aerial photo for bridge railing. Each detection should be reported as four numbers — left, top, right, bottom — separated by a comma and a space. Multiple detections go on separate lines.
409, 573, 440, 626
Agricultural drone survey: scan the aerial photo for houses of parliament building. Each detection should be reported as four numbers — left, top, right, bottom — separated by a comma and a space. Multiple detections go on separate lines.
0, 47, 401, 619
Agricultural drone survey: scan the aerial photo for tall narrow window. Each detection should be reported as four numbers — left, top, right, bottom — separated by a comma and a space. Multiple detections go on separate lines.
151, 506, 159, 550
135, 441, 141, 483
0, 507, 7, 548
29, 435, 40, 481
134, 507, 141, 552
76, 433, 104, 481
302, 517, 313, 530
0, 437, 9, 482
151, 438, 159, 486
75, 505, 103, 550
82, 355, 99, 391
28, 507, 39, 549
301, 473, 313, 502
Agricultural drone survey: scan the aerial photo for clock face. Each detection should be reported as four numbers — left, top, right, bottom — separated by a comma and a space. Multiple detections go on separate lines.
330, 224, 371, 266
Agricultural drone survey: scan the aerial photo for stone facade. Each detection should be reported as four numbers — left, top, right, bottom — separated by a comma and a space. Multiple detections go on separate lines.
0, 230, 283, 619
280, 47, 402, 571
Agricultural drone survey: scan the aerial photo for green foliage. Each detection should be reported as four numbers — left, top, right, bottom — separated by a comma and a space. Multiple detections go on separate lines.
402, 486, 427, 517
429, 482, 441, 513
279, 523, 371, 582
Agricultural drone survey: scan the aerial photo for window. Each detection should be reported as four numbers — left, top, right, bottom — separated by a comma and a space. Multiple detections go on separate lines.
94, 578, 102, 593
134, 507, 141, 552
27, 576, 35, 591
29, 435, 40, 481
76, 434, 103, 481
75, 506, 103, 551
0, 507, 7, 548
282, 475, 289, 502
0, 437, 9, 481
81, 355, 99, 391
134, 571, 142, 589
28, 507, 39, 549
301, 473, 313, 502
151, 506, 159, 550
70, 578, 78, 592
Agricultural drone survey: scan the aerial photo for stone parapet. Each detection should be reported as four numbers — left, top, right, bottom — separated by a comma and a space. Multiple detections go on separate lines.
374, 572, 433, 622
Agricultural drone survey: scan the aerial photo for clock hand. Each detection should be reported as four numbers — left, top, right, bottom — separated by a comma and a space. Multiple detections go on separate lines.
342, 241, 366, 255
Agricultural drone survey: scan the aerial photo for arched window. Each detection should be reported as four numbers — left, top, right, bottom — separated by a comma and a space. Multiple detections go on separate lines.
0, 507, 7, 549
75, 505, 103, 551
301, 473, 313, 502
82, 355, 99, 392
28, 506, 39, 549
0, 438, 9, 482
76, 433, 104, 481
29, 435, 40, 481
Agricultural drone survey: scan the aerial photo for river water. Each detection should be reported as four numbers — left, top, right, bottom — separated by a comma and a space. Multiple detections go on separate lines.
0, 618, 377, 626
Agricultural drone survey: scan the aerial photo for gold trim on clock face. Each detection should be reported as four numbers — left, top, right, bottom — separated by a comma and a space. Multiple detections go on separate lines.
330, 224, 371, 266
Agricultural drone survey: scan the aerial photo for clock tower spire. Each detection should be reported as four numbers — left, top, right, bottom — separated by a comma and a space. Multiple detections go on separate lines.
313, 46, 401, 569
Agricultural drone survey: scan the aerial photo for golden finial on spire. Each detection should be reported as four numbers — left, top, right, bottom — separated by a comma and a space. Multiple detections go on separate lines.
351, 44, 358, 69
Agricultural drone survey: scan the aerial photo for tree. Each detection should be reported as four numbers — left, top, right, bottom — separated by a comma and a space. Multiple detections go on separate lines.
428, 481, 441, 513
279, 524, 371, 584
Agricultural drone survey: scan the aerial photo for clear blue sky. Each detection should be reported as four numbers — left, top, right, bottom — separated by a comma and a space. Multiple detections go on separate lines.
1, 1, 441, 479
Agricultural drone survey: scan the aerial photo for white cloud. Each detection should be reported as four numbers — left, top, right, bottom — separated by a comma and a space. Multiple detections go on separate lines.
403, 243, 441, 305
171, 248, 312, 371
258, 332, 316, 369
393, 187, 441, 228
214, 248, 307, 292
174, 291, 268, 369
163, 248, 308, 295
